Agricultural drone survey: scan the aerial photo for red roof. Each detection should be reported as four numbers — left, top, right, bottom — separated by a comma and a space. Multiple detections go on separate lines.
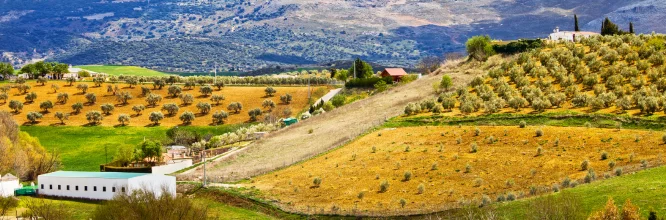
382, 68, 408, 76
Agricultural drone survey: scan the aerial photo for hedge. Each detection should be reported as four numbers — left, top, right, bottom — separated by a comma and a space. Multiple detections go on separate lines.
493, 39, 544, 55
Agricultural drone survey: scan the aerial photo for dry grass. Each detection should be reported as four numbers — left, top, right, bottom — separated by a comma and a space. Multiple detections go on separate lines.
249, 126, 666, 216
0, 82, 325, 126
186, 60, 477, 182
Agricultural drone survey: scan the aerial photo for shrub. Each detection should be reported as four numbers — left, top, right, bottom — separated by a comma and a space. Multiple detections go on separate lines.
496, 194, 506, 202
403, 171, 412, 181
562, 177, 571, 188
417, 183, 425, 194
90, 188, 207, 220
641, 160, 648, 168
506, 192, 516, 201
474, 178, 483, 187
552, 184, 560, 193
379, 180, 389, 192
474, 127, 481, 136
614, 168, 623, 176
440, 75, 453, 90
601, 151, 609, 160
465, 163, 472, 173
248, 108, 262, 121
536, 146, 543, 156
470, 143, 478, 153
535, 128, 543, 137
179, 111, 195, 124
399, 198, 407, 208
264, 87, 277, 97
313, 177, 322, 188
662, 133, 666, 144
357, 191, 365, 200
608, 160, 616, 170
519, 120, 527, 128
581, 159, 590, 171
345, 77, 392, 88
466, 35, 495, 61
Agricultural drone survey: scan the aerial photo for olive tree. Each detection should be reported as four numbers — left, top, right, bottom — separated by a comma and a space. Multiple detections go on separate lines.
180, 94, 194, 105
9, 100, 23, 113
116, 92, 133, 105
161, 103, 180, 116
508, 96, 527, 112
179, 111, 195, 125
25, 92, 37, 103
262, 99, 276, 112
149, 111, 164, 125
39, 100, 54, 113
248, 108, 262, 121
212, 111, 229, 125
76, 83, 89, 94
118, 114, 130, 126
132, 105, 146, 115
227, 102, 243, 113
199, 85, 213, 97
210, 94, 225, 105
168, 85, 182, 98
55, 112, 69, 124
85, 93, 97, 104
196, 102, 211, 114
0, 93, 7, 104
280, 94, 293, 104
86, 111, 104, 125
57, 93, 69, 104
26, 112, 43, 124
264, 87, 277, 97
145, 93, 163, 107
140, 86, 151, 96
101, 103, 115, 115
71, 102, 84, 114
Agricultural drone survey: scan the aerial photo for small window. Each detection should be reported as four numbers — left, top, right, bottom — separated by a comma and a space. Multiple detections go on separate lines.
49, 185, 52, 190
121, 187, 125, 193
75, 186, 79, 191
58, 185, 61, 190
103, 187, 106, 192
85, 186, 88, 191
41, 184, 44, 190
94, 186, 97, 192
66, 185, 70, 191
112, 187, 116, 193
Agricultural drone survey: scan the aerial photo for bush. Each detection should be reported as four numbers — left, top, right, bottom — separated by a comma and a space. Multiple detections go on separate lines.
519, 120, 527, 128
470, 143, 478, 153
536, 146, 543, 156
601, 151, 609, 160
91, 188, 207, 220
581, 159, 590, 171
507, 192, 516, 201
466, 35, 495, 61
614, 168, 623, 176
313, 177, 322, 187
399, 198, 407, 208
280, 94, 293, 104
403, 171, 412, 181
248, 108, 262, 121
535, 129, 543, 137
440, 75, 453, 90
264, 87, 277, 97
492, 39, 543, 54
417, 183, 425, 194
379, 180, 389, 192
562, 177, 571, 188
474, 127, 481, 136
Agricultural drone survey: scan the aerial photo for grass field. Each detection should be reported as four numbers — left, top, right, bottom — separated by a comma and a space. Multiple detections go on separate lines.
495, 165, 666, 219
250, 125, 666, 216
22, 125, 245, 171
74, 65, 170, 76
1, 81, 327, 126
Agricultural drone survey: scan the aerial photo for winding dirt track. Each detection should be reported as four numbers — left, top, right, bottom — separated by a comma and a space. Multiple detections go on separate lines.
184, 62, 474, 182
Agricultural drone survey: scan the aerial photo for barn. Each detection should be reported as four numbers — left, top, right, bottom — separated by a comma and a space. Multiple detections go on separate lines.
380, 68, 408, 82
37, 171, 176, 200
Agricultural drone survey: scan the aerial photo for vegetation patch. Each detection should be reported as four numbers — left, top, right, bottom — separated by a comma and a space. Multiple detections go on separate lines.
74, 65, 170, 77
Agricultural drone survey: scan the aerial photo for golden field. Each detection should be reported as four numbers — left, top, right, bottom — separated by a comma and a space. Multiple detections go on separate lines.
250, 126, 666, 216
0, 81, 327, 126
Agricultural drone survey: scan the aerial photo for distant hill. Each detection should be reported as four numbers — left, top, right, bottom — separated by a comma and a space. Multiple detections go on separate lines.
75, 65, 170, 77
1, 0, 663, 73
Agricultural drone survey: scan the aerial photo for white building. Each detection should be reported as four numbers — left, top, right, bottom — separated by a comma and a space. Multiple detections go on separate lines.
549, 27, 599, 42
0, 174, 20, 197
37, 171, 176, 200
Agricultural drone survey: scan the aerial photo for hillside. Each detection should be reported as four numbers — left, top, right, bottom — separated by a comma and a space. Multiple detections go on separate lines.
74, 65, 170, 77
1, 0, 664, 72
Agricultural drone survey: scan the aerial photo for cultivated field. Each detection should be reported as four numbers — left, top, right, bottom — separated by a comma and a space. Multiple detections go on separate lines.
0, 81, 326, 126
75, 65, 170, 76
250, 126, 665, 216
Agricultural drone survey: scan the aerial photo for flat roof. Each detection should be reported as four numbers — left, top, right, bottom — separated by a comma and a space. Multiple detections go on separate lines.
40, 171, 149, 179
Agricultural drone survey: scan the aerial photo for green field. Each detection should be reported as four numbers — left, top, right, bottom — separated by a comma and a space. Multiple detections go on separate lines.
21, 125, 245, 171
74, 65, 170, 76
495, 165, 666, 219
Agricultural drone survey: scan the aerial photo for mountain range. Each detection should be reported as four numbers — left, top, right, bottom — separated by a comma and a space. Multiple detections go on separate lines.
1, 0, 664, 73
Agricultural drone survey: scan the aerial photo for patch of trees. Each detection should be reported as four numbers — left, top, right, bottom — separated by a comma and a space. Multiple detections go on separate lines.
492, 39, 544, 55
345, 77, 393, 88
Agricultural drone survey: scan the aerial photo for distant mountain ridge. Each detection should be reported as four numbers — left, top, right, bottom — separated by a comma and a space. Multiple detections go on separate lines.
0, 0, 664, 73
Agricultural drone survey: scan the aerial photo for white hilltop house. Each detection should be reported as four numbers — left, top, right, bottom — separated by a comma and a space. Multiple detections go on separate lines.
548, 27, 599, 42
37, 171, 176, 200
0, 174, 20, 197
64, 65, 106, 79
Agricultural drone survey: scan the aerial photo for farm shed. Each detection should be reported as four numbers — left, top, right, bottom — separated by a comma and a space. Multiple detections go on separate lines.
37, 171, 175, 200
548, 27, 599, 42
380, 68, 408, 82
0, 174, 20, 197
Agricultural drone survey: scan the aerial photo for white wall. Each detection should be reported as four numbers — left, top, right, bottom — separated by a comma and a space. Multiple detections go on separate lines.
127, 174, 176, 198
0, 180, 19, 197
37, 176, 129, 200
151, 159, 192, 175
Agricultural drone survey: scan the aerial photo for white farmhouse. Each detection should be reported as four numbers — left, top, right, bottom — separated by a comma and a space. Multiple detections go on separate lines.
37, 171, 176, 200
548, 27, 599, 42
0, 174, 20, 197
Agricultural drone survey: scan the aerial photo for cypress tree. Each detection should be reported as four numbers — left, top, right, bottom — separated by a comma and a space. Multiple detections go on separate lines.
629, 22, 635, 34
574, 14, 580, 31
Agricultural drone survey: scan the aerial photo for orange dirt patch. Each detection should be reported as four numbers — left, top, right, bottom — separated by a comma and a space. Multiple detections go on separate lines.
250, 126, 666, 216
0, 82, 327, 126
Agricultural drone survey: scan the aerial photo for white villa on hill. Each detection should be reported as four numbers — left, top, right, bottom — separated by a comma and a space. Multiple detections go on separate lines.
548, 27, 599, 42
37, 171, 176, 200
